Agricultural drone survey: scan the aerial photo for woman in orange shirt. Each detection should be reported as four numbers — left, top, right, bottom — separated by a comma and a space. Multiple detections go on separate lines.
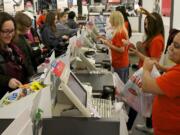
99, 11, 129, 83
130, 12, 164, 67
142, 32, 180, 135
37, 9, 48, 28
126, 12, 165, 133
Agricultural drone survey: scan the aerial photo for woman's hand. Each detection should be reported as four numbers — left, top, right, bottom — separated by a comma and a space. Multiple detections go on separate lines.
154, 60, 169, 72
99, 38, 111, 46
129, 46, 138, 54
8, 78, 22, 89
143, 58, 156, 72
122, 39, 130, 46
136, 41, 147, 54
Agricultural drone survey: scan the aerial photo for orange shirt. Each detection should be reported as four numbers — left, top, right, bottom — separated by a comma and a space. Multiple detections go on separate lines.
111, 30, 129, 68
153, 64, 180, 135
37, 15, 46, 27
138, 34, 164, 67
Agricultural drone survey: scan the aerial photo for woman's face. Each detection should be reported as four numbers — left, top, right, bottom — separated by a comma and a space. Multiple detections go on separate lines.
61, 14, 68, 23
168, 33, 180, 64
0, 20, 15, 44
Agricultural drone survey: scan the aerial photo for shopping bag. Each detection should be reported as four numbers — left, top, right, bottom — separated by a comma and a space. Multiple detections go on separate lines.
121, 66, 160, 117
113, 72, 125, 101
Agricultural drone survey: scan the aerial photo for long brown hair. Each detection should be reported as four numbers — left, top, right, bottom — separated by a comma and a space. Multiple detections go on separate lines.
144, 12, 164, 46
45, 11, 57, 32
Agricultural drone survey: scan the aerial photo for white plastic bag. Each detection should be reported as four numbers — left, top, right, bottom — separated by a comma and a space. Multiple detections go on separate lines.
113, 73, 125, 101
121, 66, 160, 117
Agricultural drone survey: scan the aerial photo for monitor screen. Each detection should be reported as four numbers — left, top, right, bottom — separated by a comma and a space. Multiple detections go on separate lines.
67, 72, 87, 107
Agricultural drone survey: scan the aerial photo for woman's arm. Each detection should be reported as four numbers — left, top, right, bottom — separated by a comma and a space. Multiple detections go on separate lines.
100, 38, 125, 53
142, 58, 164, 95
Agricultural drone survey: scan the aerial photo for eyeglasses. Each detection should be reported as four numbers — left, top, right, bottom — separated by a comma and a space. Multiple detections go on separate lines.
0, 29, 15, 36
172, 41, 180, 49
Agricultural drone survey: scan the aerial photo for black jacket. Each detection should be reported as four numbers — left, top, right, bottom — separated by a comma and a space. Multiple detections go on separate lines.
40, 24, 68, 57
0, 44, 32, 98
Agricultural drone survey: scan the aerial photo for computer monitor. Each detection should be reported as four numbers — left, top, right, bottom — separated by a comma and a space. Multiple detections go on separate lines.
79, 52, 97, 71
60, 71, 91, 117
67, 72, 87, 106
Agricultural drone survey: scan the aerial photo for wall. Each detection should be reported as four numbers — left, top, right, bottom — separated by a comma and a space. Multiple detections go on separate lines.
57, 0, 68, 10
172, 0, 180, 29
142, 0, 154, 13
4, 0, 24, 15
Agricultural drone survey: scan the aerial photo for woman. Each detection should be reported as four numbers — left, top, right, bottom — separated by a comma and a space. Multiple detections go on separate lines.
116, 6, 132, 38
66, 11, 78, 29
40, 11, 67, 57
0, 12, 29, 98
142, 32, 180, 135
126, 12, 165, 133
37, 9, 48, 28
56, 11, 77, 38
14, 12, 35, 74
99, 11, 129, 83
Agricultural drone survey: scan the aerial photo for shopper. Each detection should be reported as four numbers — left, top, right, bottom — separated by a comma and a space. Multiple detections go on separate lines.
66, 11, 78, 29
14, 12, 36, 74
56, 11, 77, 38
40, 11, 68, 57
141, 32, 180, 135
0, 12, 31, 98
99, 11, 129, 83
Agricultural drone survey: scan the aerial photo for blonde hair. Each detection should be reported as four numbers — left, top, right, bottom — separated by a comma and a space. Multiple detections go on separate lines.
109, 11, 128, 39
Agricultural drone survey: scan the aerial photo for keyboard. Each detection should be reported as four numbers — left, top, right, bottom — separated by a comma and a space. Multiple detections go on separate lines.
92, 98, 112, 118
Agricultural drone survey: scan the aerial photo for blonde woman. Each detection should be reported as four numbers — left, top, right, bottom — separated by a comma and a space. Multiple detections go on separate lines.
99, 11, 129, 83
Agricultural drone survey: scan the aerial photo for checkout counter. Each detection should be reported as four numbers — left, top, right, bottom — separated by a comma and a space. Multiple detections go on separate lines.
0, 30, 128, 135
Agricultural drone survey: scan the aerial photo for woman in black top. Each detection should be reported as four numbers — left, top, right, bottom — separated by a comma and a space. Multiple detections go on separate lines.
0, 12, 31, 98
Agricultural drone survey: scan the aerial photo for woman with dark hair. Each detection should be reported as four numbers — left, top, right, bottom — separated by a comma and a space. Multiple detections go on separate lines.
40, 11, 67, 57
0, 12, 31, 98
129, 12, 164, 69
126, 12, 165, 134
66, 11, 78, 29
141, 32, 180, 135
